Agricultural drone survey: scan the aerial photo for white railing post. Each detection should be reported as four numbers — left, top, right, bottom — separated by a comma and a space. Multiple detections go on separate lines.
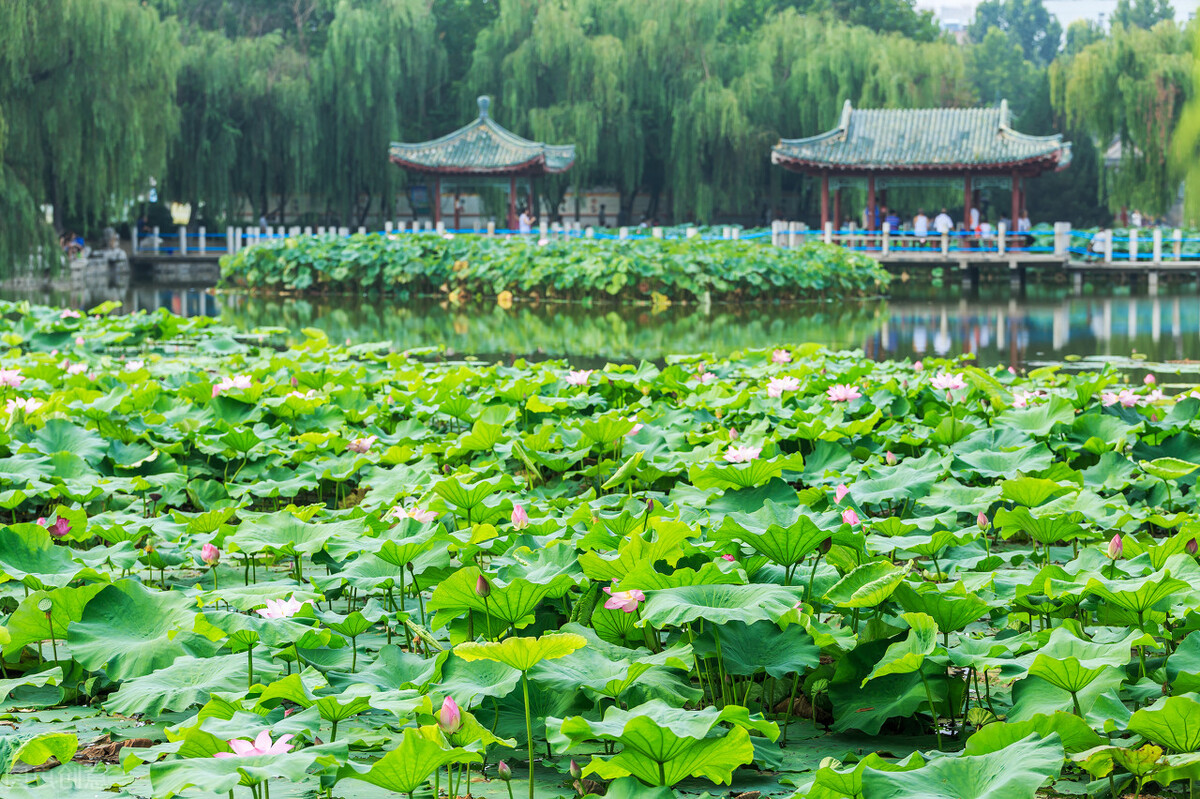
225, 226, 233, 254
385, 221, 393, 235
731, 227, 740, 240
941, 230, 949, 255
997, 221, 1007, 255
303, 226, 312, 237
1053, 222, 1070, 256
1174, 228, 1183, 260
1153, 228, 1163, 264
686, 226, 698, 239
652, 226, 663, 239
486, 221, 495, 237
132, 223, 139, 254
152, 226, 160, 255
1103, 229, 1113, 263
882, 222, 891, 254
1129, 230, 1138, 262
823, 221, 833, 244
358, 226, 367, 235
198, 226, 206, 254
538, 219, 547, 239
619, 227, 628, 240
788, 221, 800, 248
436, 221, 445, 235
585, 226, 594, 239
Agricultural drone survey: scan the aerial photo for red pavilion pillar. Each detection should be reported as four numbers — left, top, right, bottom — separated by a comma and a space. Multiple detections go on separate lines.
1011, 172, 1020, 231
867, 174, 876, 230
963, 175, 972, 231
820, 172, 830, 229
433, 177, 442, 227
834, 188, 842, 232
507, 176, 517, 231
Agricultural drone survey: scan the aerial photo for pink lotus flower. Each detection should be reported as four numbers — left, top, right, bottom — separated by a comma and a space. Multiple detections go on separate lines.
931, 373, 966, 391
438, 696, 462, 734
6, 397, 42, 414
725, 444, 761, 463
719, 553, 735, 562
74, 336, 85, 347
826, 384, 862, 402
0, 369, 24, 388
125, 360, 145, 372
201, 543, 221, 566
347, 435, 377, 454
255, 596, 307, 619
767, 376, 800, 398
498, 761, 512, 781
834, 484, 850, 503
66, 363, 87, 375
511, 504, 530, 530
912, 360, 923, 372
39, 517, 71, 538
885, 451, 897, 466
475, 575, 491, 598
1100, 392, 1119, 407
60, 309, 82, 319
213, 375, 253, 396
977, 512, 989, 530
698, 372, 716, 384
213, 731, 294, 758
1144, 374, 1156, 385
729, 427, 738, 440
771, 349, 792, 364
1118, 390, 1138, 408
538, 238, 549, 246
627, 418, 645, 436
287, 389, 318, 400
841, 508, 860, 526
565, 369, 593, 386
1145, 389, 1166, 404
1107, 534, 1123, 560
602, 585, 645, 613
386, 505, 438, 523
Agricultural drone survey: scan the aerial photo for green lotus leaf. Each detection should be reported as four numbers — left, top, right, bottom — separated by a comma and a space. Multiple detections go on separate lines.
578, 519, 692, 581
994, 506, 1088, 545
811, 751, 926, 797
1127, 694, 1200, 753
1000, 476, 1072, 508
2, 583, 105, 656
552, 699, 777, 786
338, 726, 479, 794
151, 741, 347, 797
428, 566, 558, 631
693, 620, 820, 679
824, 561, 907, 608
0, 732, 78, 776
717, 500, 833, 575
861, 732, 1064, 798
455, 632, 587, 672
638, 583, 804, 628
1026, 627, 1141, 696
1084, 570, 1189, 615
67, 580, 217, 681
105, 654, 281, 716
433, 651, 521, 703
1140, 457, 1200, 481
0, 525, 88, 589
0, 667, 64, 705
893, 582, 991, 633
532, 623, 697, 702
964, 712, 1105, 754
862, 612, 939, 685
1166, 632, 1200, 694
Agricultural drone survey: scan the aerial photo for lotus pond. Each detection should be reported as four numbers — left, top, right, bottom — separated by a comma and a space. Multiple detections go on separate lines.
2, 302, 1200, 799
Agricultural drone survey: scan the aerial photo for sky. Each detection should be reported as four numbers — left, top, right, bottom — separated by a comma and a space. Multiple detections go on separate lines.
917, 0, 1198, 27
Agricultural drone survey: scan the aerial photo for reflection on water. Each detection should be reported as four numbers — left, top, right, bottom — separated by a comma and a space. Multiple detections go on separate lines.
6, 280, 1200, 368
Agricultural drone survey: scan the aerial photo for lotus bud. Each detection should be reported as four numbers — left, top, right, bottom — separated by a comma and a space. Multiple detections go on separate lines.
720, 553, 735, 562
438, 696, 462, 735
977, 512, 989, 530
1108, 534, 1123, 560
291, 376, 298, 387
885, 451, 897, 466
497, 761, 512, 781
201, 542, 221, 566
1188, 539, 1198, 556
51, 517, 71, 538
475, 575, 491, 598
646, 498, 654, 512
510, 503, 530, 530
729, 427, 738, 440
570, 760, 582, 780
841, 508, 860, 527
819, 536, 832, 554
913, 360, 923, 372
149, 492, 162, 502
1144, 373, 1156, 385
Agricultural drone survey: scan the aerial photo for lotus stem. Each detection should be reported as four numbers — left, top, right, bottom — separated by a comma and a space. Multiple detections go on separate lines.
247, 648, 254, 690
919, 669, 943, 751
780, 672, 801, 746
521, 672, 535, 799
807, 552, 823, 602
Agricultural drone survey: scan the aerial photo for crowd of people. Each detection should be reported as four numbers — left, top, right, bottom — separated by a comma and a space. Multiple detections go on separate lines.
860, 205, 1033, 247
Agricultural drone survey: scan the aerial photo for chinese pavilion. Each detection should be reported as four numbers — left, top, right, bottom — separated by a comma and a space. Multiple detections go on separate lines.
389, 96, 576, 230
771, 100, 1072, 229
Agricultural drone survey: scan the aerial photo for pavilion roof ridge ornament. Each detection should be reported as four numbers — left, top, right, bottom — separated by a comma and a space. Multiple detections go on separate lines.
389, 95, 575, 176
771, 100, 1071, 176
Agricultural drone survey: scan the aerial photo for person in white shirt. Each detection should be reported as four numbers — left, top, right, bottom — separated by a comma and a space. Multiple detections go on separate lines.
1131, 210, 1143, 228
969, 206, 980, 231
518, 209, 533, 234
933, 208, 953, 235
913, 209, 929, 242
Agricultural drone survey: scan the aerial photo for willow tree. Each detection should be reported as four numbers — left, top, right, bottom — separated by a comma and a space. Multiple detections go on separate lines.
0, 0, 179, 272
1172, 28, 1200, 224
1052, 21, 1192, 214
313, 0, 445, 226
166, 30, 316, 224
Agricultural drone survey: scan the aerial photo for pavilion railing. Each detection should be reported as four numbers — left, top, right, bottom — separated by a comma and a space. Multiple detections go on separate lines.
128, 220, 1200, 266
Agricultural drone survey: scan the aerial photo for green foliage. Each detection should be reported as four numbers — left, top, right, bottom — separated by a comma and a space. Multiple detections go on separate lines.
969, 0, 1063, 67
219, 233, 889, 300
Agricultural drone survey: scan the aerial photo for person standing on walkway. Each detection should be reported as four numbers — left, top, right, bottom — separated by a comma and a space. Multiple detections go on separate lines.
518, 207, 534, 235
914, 209, 929, 243
933, 208, 953, 235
